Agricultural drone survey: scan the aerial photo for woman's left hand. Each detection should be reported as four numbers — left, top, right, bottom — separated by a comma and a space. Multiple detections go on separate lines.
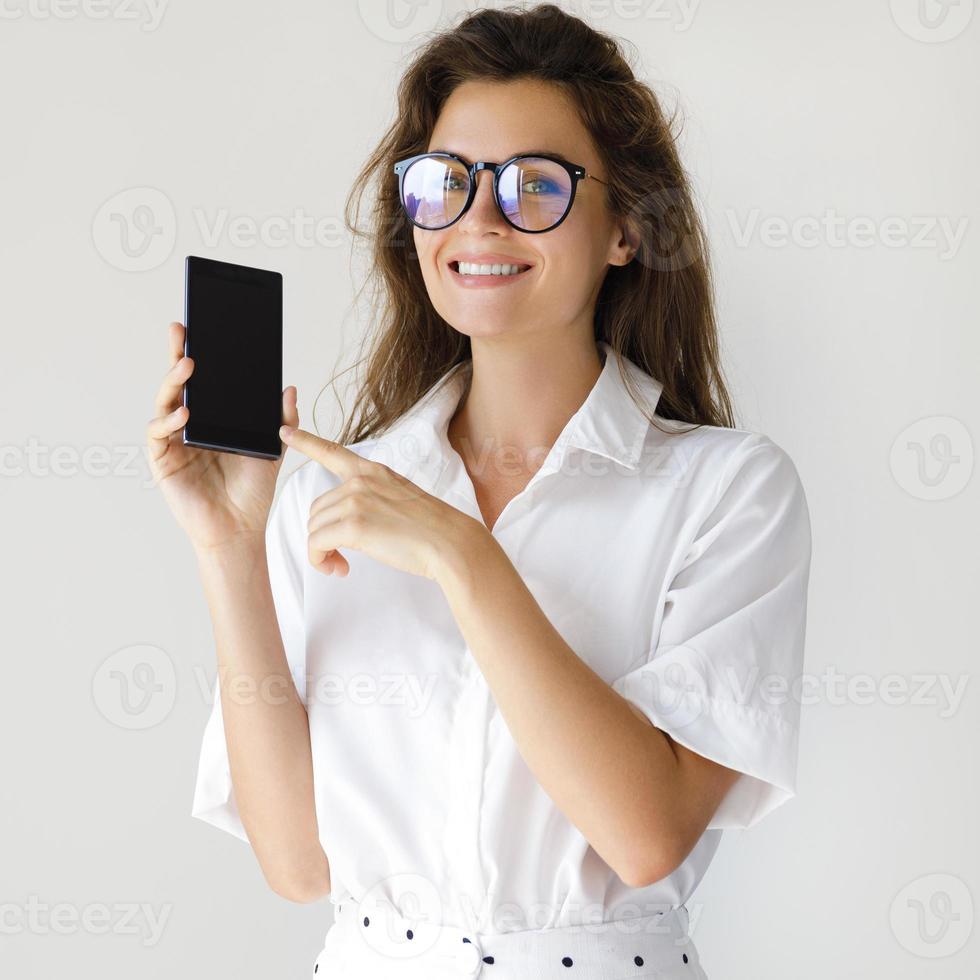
279, 424, 481, 581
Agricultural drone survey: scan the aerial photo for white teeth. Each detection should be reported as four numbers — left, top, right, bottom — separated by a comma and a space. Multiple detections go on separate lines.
456, 261, 526, 276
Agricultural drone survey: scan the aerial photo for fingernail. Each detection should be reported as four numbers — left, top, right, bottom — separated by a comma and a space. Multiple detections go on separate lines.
279, 424, 293, 440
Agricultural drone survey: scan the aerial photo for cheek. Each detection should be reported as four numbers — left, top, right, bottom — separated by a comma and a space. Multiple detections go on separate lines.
540, 215, 606, 289
413, 229, 443, 286
412, 229, 456, 321
412, 227, 425, 267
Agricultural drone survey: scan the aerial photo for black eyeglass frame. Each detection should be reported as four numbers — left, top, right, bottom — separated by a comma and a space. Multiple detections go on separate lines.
392, 151, 608, 234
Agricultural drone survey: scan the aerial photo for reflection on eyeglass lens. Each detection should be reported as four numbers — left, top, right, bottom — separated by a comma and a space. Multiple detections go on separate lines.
402, 156, 574, 231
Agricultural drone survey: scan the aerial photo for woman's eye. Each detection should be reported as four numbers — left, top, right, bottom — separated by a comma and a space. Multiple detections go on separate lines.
446, 174, 467, 190
522, 176, 557, 194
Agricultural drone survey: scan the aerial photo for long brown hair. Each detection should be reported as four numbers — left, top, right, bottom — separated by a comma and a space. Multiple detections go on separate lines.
324, 2, 735, 446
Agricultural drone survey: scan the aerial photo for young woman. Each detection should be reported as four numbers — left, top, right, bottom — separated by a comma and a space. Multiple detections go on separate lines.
148, 6, 812, 978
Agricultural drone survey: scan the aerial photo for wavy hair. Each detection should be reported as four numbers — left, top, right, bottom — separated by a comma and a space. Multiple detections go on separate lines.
325, 2, 735, 445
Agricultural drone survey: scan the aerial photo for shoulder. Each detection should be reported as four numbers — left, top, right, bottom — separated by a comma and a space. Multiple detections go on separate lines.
639, 419, 808, 513
639, 422, 812, 578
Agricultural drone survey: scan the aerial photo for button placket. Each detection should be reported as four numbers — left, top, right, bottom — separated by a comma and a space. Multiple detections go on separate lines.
452, 935, 484, 975
441, 658, 490, 911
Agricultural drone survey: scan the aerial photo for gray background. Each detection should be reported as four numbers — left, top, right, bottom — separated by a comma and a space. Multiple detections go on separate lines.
1, 0, 977, 977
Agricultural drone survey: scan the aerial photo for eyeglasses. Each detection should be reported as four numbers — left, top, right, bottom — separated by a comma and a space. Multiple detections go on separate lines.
393, 151, 608, 234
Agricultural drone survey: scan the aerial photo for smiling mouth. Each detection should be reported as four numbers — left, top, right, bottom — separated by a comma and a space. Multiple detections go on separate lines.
449, 260, 533, 278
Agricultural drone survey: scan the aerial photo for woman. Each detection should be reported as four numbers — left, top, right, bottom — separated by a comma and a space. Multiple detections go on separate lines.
148, 6, 812, 978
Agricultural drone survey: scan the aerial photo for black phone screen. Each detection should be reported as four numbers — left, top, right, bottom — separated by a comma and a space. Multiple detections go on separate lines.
182, 256, 282, 459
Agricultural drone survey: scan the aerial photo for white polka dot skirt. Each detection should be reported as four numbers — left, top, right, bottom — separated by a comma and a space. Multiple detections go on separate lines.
311, 894, 709, 979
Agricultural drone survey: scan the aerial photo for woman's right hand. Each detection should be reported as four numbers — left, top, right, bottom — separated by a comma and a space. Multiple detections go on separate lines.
146, 320, 298, 553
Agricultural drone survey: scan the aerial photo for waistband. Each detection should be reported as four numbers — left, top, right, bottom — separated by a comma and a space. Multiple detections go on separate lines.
315, 892, 707, 979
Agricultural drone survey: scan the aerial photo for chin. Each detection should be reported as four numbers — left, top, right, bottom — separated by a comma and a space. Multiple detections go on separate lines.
440, 312, 524, 342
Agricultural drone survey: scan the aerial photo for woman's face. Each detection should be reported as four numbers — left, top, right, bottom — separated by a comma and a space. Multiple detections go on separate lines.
412, 78, 634, 345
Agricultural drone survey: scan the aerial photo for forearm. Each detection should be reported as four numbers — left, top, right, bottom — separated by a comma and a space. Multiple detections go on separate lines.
436, 530, 682, 887
194, 536, 330, 902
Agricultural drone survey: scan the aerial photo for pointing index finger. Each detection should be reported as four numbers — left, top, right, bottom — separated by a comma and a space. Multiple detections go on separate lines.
280, 425, 363, 478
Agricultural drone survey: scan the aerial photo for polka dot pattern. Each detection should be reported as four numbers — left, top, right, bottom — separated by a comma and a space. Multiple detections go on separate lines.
319, 900, 700, 976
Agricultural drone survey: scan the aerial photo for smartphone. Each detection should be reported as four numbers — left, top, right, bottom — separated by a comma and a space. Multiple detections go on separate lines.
182, 256, 283, 460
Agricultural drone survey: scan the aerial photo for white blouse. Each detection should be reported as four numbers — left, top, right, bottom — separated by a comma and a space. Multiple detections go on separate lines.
192, 340, 813, 933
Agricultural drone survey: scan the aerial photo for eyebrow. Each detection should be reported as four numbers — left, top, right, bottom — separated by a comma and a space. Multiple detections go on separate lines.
432, 148, 565, 162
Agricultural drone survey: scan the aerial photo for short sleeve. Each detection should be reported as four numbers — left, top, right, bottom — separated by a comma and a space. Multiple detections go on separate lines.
190, 465, 310, 841
611, 434, 813, 830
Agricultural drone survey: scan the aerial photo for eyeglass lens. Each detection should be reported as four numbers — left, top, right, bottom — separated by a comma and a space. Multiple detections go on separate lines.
401, 156, 574, 231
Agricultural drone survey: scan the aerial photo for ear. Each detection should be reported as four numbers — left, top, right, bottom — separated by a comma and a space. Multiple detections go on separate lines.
607, 214, 640, 267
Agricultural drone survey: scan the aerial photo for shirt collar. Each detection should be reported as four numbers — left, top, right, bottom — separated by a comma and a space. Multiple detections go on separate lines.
364, 341, 665, 488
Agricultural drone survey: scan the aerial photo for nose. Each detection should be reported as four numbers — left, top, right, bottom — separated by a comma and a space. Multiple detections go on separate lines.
459, 169, 506, 234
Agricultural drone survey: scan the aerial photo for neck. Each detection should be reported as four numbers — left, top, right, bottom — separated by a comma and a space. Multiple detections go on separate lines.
448, 335, 604, 477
